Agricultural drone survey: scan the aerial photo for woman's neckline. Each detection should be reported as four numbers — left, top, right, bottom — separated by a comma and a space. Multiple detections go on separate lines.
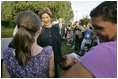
44, 24, 52, 29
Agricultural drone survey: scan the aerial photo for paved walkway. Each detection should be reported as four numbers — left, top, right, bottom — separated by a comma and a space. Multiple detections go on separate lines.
1, 38, 12, 59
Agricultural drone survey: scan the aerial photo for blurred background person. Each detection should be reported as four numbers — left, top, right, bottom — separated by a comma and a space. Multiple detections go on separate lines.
55, 18, 66, 45
73, 21, 83, 50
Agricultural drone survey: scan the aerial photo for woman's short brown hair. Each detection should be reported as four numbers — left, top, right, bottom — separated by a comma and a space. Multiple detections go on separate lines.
39, 7, 53, 19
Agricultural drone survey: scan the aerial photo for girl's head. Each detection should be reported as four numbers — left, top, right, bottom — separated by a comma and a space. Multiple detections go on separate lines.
16, 11, 41, 34
13, 11, 41, 66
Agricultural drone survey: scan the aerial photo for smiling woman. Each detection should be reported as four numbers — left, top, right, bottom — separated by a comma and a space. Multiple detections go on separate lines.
41, 13, 52, 28
37, 7, 61, 78
39, 7, 53, 28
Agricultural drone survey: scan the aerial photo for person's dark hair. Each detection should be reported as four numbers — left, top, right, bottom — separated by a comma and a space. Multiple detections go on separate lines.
38, 7, 53, 19
13, 11, 41, 66
90, 1, 117, 23
58, 55, 72, 70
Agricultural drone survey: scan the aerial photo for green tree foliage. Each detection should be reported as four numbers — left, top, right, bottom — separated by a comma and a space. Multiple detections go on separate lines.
1, 1, 74, 27
79, 16, 90, 26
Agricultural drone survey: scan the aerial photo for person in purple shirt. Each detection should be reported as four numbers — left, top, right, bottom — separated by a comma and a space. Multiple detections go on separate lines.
61, 1, 117, 78
2, 11, 55, 78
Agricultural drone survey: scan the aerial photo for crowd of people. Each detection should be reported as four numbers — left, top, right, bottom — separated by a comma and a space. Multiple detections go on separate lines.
64, 21, 98, 56
2, 1, 117, 78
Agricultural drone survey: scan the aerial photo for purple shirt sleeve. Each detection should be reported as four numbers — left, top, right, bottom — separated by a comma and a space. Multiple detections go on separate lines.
80, 40, 117, 78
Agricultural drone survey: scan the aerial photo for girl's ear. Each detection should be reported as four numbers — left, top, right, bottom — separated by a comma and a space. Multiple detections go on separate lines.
38, 27, 42, 34
34, 27, 42, 41
32, 38, 35, 43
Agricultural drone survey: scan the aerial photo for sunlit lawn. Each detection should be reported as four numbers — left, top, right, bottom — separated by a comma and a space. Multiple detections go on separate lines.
61, 40, 79, 55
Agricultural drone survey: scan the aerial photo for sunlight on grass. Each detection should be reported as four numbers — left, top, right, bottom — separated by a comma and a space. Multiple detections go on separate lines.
61, 40, 79, 55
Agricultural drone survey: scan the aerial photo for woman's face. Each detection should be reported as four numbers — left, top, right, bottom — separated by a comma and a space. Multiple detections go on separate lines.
41, 13, 51, 27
